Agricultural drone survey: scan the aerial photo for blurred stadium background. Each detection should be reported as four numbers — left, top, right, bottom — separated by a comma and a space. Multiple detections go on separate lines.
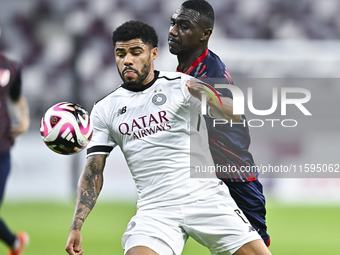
0, 0, 340, 254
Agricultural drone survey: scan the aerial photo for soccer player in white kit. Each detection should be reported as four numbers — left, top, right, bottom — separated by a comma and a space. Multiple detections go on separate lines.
65, 20, 271, 255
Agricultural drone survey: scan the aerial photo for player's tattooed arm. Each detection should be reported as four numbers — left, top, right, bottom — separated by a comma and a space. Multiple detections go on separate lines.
70, 154, 106, 231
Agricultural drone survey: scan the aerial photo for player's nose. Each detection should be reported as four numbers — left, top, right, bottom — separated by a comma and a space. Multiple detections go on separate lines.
169, 24, 178, 37
123, 53, 134, 66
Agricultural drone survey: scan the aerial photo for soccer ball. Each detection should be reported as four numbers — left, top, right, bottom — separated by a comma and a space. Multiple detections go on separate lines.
40, 102, 93, 155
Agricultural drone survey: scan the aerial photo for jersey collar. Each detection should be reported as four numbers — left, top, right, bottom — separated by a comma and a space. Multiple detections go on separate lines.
176, 48, 209, 74
122, 70, 160, 92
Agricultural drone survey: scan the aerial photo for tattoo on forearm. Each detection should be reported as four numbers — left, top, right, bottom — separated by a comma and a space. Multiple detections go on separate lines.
71, 207, 86, 230
71, 155, 105, 231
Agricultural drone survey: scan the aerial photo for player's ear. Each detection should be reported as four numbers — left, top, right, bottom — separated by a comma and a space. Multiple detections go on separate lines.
200, 28, 212, 42
151, 47, 158, 61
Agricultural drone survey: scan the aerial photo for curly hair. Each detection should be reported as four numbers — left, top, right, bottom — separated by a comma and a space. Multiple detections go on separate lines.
181, 0, 214, 28
112, 20, 158, 48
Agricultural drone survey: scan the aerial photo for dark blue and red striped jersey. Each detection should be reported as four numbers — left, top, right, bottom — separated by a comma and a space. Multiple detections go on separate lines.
0, 54, 22, 153
177, 48, 257, 182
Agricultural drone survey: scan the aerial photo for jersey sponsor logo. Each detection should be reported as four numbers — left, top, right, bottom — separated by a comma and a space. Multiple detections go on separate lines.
118, 110, 171, 139
0, 69, 11, 87
152, 93, 167, 106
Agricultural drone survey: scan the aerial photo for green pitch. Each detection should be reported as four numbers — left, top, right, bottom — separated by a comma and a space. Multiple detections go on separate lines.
0, 201, 339, 255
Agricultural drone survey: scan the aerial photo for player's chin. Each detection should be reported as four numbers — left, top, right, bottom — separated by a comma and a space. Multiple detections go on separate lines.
124, 80, 142, 89
168, 44, 180, 55
123, 76, 137, 83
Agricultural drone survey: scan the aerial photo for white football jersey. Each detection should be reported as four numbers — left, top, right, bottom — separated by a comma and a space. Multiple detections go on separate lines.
87, 71, 222, 209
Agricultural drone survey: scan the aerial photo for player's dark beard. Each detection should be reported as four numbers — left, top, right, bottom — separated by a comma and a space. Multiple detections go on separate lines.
119, 59, 151, 89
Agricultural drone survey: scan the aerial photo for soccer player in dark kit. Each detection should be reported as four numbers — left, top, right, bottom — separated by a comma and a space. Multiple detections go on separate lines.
168, 0, 270, 246
0, 26, 30, 255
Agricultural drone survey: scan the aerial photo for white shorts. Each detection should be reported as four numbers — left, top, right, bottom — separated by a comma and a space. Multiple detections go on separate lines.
122, 186, 261, 255
124, 234, 174, 255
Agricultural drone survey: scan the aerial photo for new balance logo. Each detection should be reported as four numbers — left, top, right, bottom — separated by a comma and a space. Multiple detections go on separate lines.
249, 226, 256, 232
118, 106, 127, 116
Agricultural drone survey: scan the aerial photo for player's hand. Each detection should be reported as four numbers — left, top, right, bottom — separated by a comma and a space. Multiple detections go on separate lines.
10, 96, 30, 139
185, 80, 206, 101
11, 124, 28, 139
65, 230, 83, 255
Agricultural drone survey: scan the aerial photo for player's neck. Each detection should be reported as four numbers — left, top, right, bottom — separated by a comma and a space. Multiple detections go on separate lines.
177, 48, 207, 73
141, 69, 155, 86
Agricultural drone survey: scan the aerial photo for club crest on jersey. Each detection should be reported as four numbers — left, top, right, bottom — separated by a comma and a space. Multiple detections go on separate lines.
152, 93, 167, 106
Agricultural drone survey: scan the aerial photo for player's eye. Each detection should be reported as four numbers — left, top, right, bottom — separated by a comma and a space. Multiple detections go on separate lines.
132, 51, 142, 56
116, 53, 125, 58
180, 24, 189, 30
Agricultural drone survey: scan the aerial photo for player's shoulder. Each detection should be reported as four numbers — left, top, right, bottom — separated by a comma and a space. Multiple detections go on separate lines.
157, 70, 187, 81
94, 85, 125, 107
91, 86, 125, 122
157, 71, 193, 87
206, 50, 226, 67
205, 49, 233, 83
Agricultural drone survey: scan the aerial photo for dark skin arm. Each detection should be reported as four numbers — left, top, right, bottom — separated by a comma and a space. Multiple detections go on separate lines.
65, 154, 107, 255
186, 80, 242, 122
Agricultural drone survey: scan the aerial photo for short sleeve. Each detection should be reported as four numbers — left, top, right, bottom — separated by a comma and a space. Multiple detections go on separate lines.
180, 74, 192, 103
86, 104, 117, 157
